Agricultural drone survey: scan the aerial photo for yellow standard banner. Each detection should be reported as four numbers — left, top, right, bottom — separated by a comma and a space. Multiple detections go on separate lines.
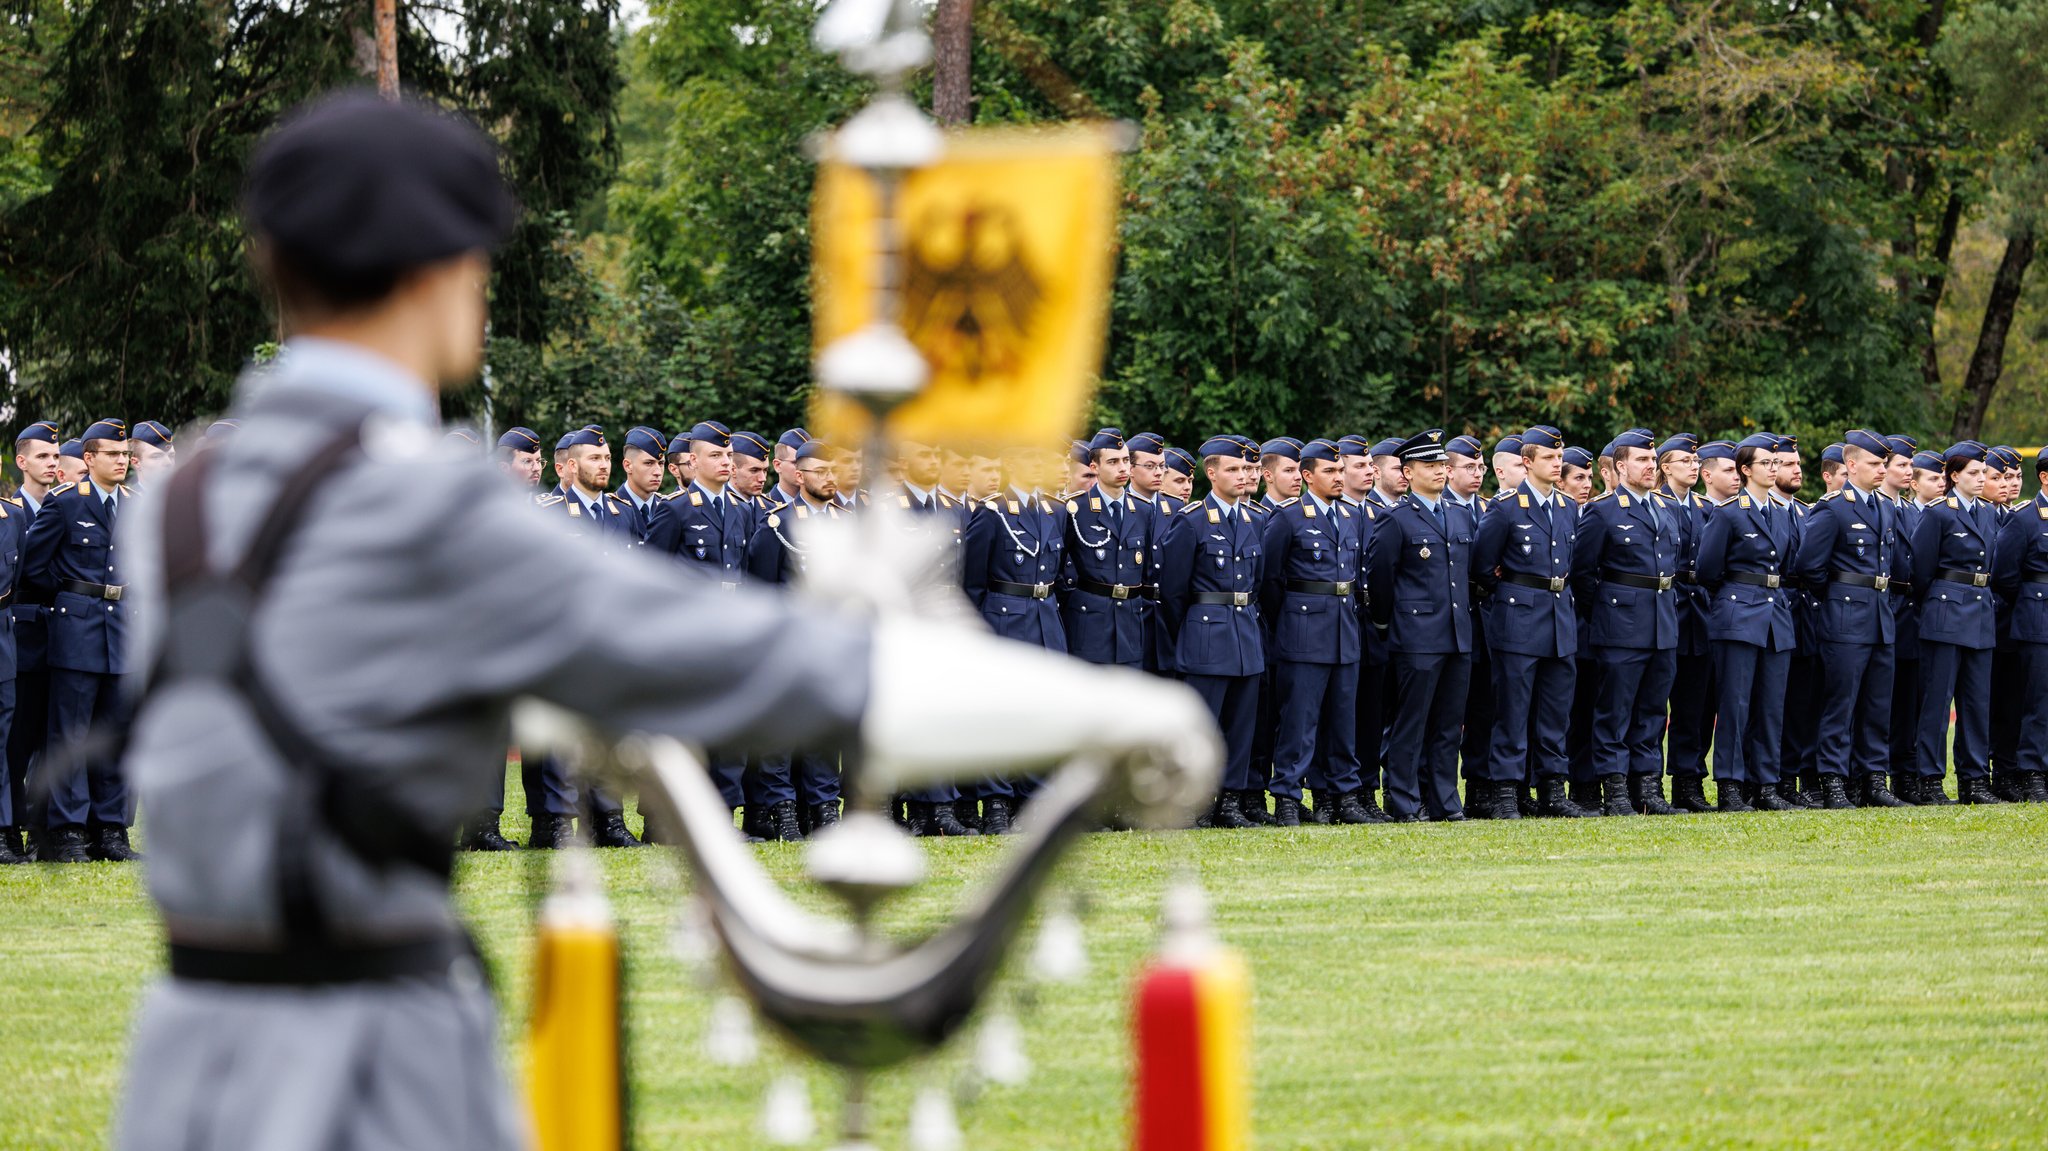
810, 123, 1123, 451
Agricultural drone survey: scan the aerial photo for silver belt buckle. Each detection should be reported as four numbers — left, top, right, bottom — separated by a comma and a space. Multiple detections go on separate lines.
1334, 581, 1354, 596
1872, 574, 1889, 592
1765, 573, 1780, 589
1973, 572, 1989, 588
1233, 591, 1250, 607
1034, 582, 1052, 598
103, 584, 124, 602
1547, 576, 1566, 593
1657, 575, 1674, 591
1111, 584, 1131, 600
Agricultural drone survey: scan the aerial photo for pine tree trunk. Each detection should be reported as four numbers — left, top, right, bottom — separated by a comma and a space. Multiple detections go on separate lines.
932, 0, 973, 126
1952, 225, 2036, 440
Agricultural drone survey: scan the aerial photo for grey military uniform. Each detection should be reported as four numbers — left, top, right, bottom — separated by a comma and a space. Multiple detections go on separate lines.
116, 339, 872, 1151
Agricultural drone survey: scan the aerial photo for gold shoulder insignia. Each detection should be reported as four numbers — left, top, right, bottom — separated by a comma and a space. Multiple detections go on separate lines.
794, 505, 809, 520
1183, 503, 1205, 515
1338, 506, 1350, 518
2037, 504, 2047, 520
1796, 497, 1813, 509
1617, 494, 1631, 508
568, 502, 581, 517
1947, 496, 1960, 509
1206, 507, 1221, 524
1278, 497, 1299, 508
1518, 493, 1530, 508
1302, 503, 1316, 518
1041, 499, 1054, 514
49, 482, 73, 497
1086, 497, 1099, 512
1652, 493, 1670, 507
1739, 495, 1752, 509
1007, 500, 1021, 514
537, 494, 565, 507
3, 496, 19, 507
1365, 506, 1376, 520
690, 491, 704, 507
120, 484, 133, 495
1592, 490, 1615, 502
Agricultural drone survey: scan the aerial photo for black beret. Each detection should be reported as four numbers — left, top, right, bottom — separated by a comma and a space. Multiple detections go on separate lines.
243, 90, 518, 274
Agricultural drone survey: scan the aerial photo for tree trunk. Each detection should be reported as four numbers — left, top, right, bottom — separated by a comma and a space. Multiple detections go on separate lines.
1952, 225, 2036, 439
373, 0, 398, 98
932, 0, 974, 126
1919, 188, 1963, 392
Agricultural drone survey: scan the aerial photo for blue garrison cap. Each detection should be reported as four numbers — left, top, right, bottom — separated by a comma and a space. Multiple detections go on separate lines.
1397, 429, 1450, 463
243, 90, 518, 276
1697, 440, 1738, 462
206, 419, 240, 440
1337, 436, 1370, 457
777, 427, 812, 452
1300, 439, 1341, 464
131, 420, 173, 448
557, 425, 606, 450
81, 418, 127, 443
666, 430, 692, 456
1843, 430, 1889, 458
1199, 435, 1258, 462
1884, 434, 1918, 458
688, 420, 732, 448
1988, 445, 2021, 471
2034, 446, 2048, 472
1446, 434, 1484, 458
1493, 433, 1524, 456
1657, 432, 1700, 457
1820, 443, 1845, 464
1369, 438, 1404, 459
1521, 425, 1564, 451
1736, 432, 1777, 453
1608, 428, 1656, 456
15, 420, 59, 445
732, 431, 770, 460
1127, 432, 1166, 455
1089, 428, 1128, 455
1164, 447, 1195, 475
59, 438, 83, 459
794, 440, 831, 463
1944, 441, 1986, 465
443, 427, 480, 447
1911, 450, 1944, 472
496, 426, 542, 451
1259, 437, 1302, 461
1562, 446, 1594, 470
623, 426, 669, 457
1774, 434, 1799, 454
1070, 440, 1092, 464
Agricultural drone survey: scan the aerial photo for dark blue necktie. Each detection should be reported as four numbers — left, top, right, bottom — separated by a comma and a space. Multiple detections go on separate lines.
1433, 501, 1447, 534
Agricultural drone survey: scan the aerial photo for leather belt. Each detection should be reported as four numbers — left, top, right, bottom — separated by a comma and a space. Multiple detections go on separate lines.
1285, 579, 1354, 597
2026, 574, 2048, 586
1076, 576, 1155, 601
60, 578, 124, 601
1726, 571, 1782, 589
1500, 571, 1568, 593
1829, 572, 1889, 591
1677, 570, 1699, 585
168, 934, 475, 987
989, 579, 1055, 599
1935, 568, 1990, 589
1192, 591, 1253, 606
1603, 571, 1674, 591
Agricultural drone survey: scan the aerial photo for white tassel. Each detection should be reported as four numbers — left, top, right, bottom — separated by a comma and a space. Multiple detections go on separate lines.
908, 1085, 963, 1151
974, 1011, 1030, 1087
762, 1074, 816, 1145
704, 994, 759, 1067
1030, 905, 1087, 984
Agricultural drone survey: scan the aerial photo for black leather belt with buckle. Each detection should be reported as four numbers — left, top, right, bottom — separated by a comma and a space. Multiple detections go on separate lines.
1935, 568, 1990, 589
1077, 577, 1146, 601
1603, 571, 1674, 592
1285, 580, 1354, 597
1727, 571, 1781, 589
1192, 591, 1253, 606
2025, 573, 2048, 586
1500, 571, 1568, 593
1830, 572, 1889, 591
990, 579, 1055, 599
60, 579, 123, 601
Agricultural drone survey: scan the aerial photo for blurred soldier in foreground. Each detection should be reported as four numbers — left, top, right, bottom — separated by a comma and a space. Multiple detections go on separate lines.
113, 91, 1214, 1151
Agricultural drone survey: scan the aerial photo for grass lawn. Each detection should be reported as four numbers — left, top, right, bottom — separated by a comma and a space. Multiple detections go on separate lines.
2, 796, 2045, 1150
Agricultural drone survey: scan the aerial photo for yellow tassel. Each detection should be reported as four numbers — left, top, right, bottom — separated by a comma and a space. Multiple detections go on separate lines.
527, 849, 624, 1151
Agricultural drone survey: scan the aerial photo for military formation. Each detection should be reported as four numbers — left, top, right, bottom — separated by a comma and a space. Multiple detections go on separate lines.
1, 414, 2044, 862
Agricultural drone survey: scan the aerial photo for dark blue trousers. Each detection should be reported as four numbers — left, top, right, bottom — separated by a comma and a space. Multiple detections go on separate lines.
1385, 652, 1470, 819
1269, 660, 1360, 800
1355, 657, 1387, 797
1814, 640, 1895, 779
1989, 648, 2023, 778
745, 754, 797, 809
1888, 655, 1921, 779
1782, 653, 1821, 785
1918, 641, 1991, 781
5, 661, 43, 830
1710, 641, 1790, 786
1667, 653, 1717, 779
1186, 673, 1260, 793
513, 751, 580, 817
0, 680, 15, 828
45, 668, 126, 830
1487, 651, 1573, 783
1460, 618, 1493, 787
1567, 656, 1599, 786
1590, 647, 1676, 780
795, 753, 841, 807
2015, 644, 2048, 774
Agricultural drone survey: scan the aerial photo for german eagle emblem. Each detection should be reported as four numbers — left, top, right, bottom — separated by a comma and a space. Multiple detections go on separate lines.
900, 203, 1043, 382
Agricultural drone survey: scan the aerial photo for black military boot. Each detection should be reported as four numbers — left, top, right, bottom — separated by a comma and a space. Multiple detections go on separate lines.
1353, 788, 1391, 824
1488, 782, 1522, 820
1916, 776, 1956, 806
1817, 775, 1856, 810
1568, 779, 1601, 811
1304, 788, 1334, 824
92, 826, 142, 862
525, 814, 573, 849
768, 801, 804, 843
1671, 774, 1713, 813
462, 819, 519, 851
1958, 777, 2008, 805
1212, 792, 1257, 829
1516, 786, 1540, 818
923, 801, 981, 836
1751, 782, 1797, 812
0, 828, 25, 865
43, 826, 90, 863
1890, 773, 1920, 805
1465, 779, 1494, 819
1714, 779, 1754, 813
1782, 779, 1824, 809
1240, 790, 1275, 825
1862, 772, 1908, 808
591, 812, 645, 849
1631, 775, 1679, 815
1332, 790, 1376, 825
949, 797, 979, 833
1599, 774, 1634, 817
1271, 796, 1302, 828
1990, 768, 2022, 803
1539, 778, 1599, 818
2021, 771, 2048, 804
810, 801, 842, 831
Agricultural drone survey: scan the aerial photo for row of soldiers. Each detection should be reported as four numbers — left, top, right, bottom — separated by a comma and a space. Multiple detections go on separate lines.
463, 417, 2048, 844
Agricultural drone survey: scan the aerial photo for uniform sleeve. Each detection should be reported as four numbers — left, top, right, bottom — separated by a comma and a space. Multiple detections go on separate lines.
1258, 509, 1290, 621
1994, 511, 2025, 601
1470, 499, 1507, 599
1695, 507, 1731, 590
1155, 509, 1197, 648
960, 504, 994, 608
1569, 504, 1607, 604
1910, 505, 1942, 601
18, 491, 63, 595
1794, 505, 1838, 591
1363, 510, 1395, 631
745, 518, 783, 584
642, 496, 683, 558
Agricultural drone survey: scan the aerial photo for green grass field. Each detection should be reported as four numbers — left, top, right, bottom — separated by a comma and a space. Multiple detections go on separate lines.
4, 799, 2046, 1150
